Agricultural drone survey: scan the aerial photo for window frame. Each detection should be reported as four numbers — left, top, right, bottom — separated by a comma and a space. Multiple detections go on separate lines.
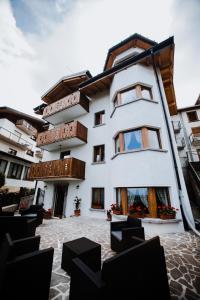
7, 162, 23, 179
23, 166, 30, 180
91, 188, 105, 209
116, 187, 170, 218
187, 111, 198, 123
114, 127, 162, 153
114, 84, 153, 107
94, 110, 105, 126
93, 144, 105, 163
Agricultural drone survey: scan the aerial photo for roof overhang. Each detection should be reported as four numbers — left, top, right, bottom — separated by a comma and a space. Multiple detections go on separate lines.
41, 70, 92, 104
104, 33, 157, 71
0, 107, 45, 130
80, 37, 177, 115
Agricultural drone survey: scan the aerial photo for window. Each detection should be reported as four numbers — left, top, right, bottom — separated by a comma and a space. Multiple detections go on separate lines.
114, 84, 153, 106
8, 148, 17, 156
116, 187, 170, 218
93, 145, 105, 162
23, 166, 30, 180
187, 111, 198, 122
91, 188, 104, 209
26, 149, 34, 157
94, 111, 105, 126
60, 150, 71, 159
0, 159, 8, 174
7, 162, 23, 179
115, 127, 161, 153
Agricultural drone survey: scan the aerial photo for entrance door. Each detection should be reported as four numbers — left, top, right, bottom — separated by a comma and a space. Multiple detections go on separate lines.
53, 184, 68, 218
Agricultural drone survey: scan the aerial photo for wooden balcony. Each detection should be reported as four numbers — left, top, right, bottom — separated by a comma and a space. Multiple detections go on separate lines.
42, 91, 89, 125
29, 158, 85, 181
36, 121, 87, 151
16, 119, 37, 136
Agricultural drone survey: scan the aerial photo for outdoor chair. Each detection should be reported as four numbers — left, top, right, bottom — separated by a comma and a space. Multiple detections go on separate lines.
110, 216, 145, 252
0, 216, 37, 242
69, 236, 170, 300
20, 204, 44, 226
0, 233, 54, 300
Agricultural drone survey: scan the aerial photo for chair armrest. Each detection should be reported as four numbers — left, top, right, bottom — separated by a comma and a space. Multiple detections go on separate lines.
70, 258, 105, 299
110, 221, 127, 231
9, 235, 41, 259
130, 236, 145, 246
122, 227, 145, 239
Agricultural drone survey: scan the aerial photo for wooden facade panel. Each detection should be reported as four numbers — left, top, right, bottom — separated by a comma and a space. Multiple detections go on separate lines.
29, 158, 85, 180
36, 121, 87, 147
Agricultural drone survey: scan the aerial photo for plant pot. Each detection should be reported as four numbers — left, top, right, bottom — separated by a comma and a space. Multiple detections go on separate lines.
112, 210, 122, 215
74, 209, 80, 216
129, 213, 144, 218
160, 214, 175, 220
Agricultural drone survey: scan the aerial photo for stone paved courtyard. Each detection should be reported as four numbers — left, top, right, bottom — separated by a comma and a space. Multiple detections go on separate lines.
36, 216, 200, 300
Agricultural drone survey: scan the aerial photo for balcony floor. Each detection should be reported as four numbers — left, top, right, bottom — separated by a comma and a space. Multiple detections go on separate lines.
43, 104, 87, 125
36, 217, 200, 300
39, 137, 86, 151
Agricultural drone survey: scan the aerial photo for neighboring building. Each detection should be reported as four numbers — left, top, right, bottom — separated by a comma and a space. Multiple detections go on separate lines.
171, 97, 200, 165
30, 34, 194, 234
0, 106, 45, 193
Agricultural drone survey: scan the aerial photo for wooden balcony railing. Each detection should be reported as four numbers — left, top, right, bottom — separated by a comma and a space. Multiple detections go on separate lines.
36, 121, 87, 148
43, 91, 89, 119
29, 158, 85, 180
16, 119, 37, 136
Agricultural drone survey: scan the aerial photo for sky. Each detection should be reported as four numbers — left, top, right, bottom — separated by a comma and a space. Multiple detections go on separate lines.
0, 0, 199, 117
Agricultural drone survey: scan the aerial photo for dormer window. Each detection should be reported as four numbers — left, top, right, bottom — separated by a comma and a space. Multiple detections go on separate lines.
114, 84, 153, 107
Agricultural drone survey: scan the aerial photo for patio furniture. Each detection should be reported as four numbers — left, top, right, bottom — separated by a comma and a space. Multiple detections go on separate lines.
0, 216, 37, 242
69, 236, 170, 300
110, 216, 145, 252
0, 233, 54, 300
61, 237, 101, 274
20, 204, 44, 226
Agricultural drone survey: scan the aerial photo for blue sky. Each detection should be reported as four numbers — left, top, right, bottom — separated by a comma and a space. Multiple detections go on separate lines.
0, 0, 199, 115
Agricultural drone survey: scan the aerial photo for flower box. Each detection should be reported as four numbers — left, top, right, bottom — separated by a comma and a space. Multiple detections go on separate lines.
160, 214, 176, 220
129, 213, 144, 218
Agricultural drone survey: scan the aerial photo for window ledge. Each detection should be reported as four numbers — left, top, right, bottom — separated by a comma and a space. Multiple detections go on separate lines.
111, 148, 168, 159
141, 218, 182, 224
89, 208, 106, 212
110, 98, 158, 118
91, 161, 106, 165
93, 123, 106, 128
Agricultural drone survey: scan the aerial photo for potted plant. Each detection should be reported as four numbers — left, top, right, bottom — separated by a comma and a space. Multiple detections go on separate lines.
43, 208, 52, 219
106, 209, 112, 221
74, 196, 81, 216
158, 205, 178, 219
111, 203, 122, 215
128, 204, 146, 218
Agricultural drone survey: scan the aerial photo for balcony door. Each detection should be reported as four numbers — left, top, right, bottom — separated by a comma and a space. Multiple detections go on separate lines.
53, 184, 68, 218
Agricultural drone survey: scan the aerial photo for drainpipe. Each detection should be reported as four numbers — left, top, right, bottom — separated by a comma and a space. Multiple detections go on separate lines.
150, 49, 200, 236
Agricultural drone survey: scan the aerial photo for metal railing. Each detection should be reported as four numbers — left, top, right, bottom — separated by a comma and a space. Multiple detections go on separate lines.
0, 126, 32, 148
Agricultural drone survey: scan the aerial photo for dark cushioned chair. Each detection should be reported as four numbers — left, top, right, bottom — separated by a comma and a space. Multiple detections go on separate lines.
110, 216, 145, 252
0, 233, 54, 300
0, 216, 37, 242
69, 236, 170, 300
20, 204, 44, 226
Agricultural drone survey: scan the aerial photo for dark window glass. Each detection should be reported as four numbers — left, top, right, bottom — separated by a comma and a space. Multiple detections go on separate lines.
92, 188, 104, 209
115, 136, 120, 153
156, 187, 170, 206
0, 159, 8, 174
23, 166, 30, 180
93, 145, 105, 162
60, 150, 71, 159
187, 111, 198, 122
8, 148, 17, 156
7, 162, 23, 179
94, 111, 105, 126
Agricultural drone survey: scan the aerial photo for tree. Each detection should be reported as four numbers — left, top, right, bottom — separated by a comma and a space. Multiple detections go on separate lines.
0, 172, 5, 188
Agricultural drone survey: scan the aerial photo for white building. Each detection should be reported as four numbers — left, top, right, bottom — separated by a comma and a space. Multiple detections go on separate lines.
0, 106, 45, 194
171, 96, 200, 165
31, 34, 194, 234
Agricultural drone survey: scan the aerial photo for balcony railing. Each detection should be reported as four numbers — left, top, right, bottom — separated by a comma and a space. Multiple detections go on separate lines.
42, 91, 89, 125
190, 134, 200, 146
36, 121, 87, 151
176, 137, 185, 150
0, 126, 32, 150
16, 119, 37, 136
29, 157, 85, 181
172, 121, 181, 133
